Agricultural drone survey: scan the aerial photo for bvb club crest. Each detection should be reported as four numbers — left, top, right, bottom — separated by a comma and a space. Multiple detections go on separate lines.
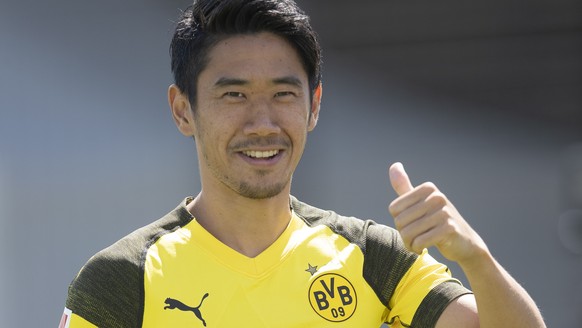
308, 273, 357, 322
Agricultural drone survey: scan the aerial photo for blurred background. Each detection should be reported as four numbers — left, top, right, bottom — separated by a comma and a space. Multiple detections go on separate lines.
1, 0, 581, 326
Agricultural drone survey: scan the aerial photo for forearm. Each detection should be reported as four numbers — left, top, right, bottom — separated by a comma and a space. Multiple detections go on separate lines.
460, 250, 546, 328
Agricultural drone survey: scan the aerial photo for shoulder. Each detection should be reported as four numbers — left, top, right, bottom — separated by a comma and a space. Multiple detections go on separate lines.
65, 199, 194, 326
291, 196, 407, 253
291, 196, 417, 280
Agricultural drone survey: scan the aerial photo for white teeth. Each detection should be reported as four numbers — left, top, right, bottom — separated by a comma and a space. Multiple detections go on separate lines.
243, 150, 279, 158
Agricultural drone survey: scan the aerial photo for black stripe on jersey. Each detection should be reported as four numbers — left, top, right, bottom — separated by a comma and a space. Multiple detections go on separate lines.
290, 197, 418, 308
66, 201, 194, 327
361, 222, 420, 309
411, 280, 473, 327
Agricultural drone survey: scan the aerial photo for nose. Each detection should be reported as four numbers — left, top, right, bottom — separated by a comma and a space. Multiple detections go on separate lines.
243, 100, 281, 136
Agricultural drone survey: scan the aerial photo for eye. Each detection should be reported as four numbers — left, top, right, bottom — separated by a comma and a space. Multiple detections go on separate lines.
274, 91, 296, 98
224, 91, 245, 98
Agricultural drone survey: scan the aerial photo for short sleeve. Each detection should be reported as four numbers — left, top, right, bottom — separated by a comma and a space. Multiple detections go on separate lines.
385, 249, 472, 327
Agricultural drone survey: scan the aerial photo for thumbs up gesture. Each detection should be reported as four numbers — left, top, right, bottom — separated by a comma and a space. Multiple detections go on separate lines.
388, 162, 488, 265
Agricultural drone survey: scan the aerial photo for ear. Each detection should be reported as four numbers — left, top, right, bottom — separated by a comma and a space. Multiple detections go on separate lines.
307, 83, 322, 131
168, 84, 196, 136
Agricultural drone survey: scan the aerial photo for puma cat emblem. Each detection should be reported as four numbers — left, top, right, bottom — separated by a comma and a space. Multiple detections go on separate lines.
164, 293, 209, 326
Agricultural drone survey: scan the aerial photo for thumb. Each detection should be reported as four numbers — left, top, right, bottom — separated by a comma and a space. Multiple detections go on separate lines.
389, 162, 414, 196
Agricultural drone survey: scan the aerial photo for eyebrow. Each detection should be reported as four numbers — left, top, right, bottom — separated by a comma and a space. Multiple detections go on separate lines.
213, 76, 304, 88
214, 77, 248, 88
272, 76, 303, 88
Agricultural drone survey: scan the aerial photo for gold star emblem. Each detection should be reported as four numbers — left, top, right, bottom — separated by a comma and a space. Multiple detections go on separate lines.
305, 263, 318, 276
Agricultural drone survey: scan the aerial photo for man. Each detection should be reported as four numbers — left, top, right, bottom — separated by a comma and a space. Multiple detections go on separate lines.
61, 0, 546, 327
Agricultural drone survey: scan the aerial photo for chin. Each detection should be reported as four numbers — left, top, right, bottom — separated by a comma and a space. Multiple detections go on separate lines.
237, 182, 287, 200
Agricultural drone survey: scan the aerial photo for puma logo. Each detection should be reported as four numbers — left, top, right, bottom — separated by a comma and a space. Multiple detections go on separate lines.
164, 293, 209, 326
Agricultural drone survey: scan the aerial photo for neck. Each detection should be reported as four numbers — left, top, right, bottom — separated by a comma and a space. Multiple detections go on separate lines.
187, 188, 292, 258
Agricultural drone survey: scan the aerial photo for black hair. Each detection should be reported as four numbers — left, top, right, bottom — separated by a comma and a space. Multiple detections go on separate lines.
170, 0, 322, 108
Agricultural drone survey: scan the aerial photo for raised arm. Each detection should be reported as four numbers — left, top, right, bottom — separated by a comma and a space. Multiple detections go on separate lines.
388, 162, 546, 328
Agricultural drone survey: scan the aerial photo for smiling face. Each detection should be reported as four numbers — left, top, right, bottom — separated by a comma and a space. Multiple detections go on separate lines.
170, 32, 321, 200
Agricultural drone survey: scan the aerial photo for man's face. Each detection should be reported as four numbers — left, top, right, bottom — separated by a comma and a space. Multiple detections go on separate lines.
184, 32, 320, 199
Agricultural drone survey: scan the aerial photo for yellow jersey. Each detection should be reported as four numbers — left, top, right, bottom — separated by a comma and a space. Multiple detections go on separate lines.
61, 197, 471, 327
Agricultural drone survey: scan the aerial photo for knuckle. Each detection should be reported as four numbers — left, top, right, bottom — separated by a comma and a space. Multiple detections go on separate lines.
434, 209, 449, 222
420, 181, 438, 191
441, 218, 460, 237
442, 220, 456, 234
430, 207, 449, 225
428, 192, 447, 208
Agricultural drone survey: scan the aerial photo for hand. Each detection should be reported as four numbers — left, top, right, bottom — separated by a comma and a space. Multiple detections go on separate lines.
388, 162, 488, 265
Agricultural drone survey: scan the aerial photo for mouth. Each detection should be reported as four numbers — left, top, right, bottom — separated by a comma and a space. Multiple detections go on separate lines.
241, 150, 280, 159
